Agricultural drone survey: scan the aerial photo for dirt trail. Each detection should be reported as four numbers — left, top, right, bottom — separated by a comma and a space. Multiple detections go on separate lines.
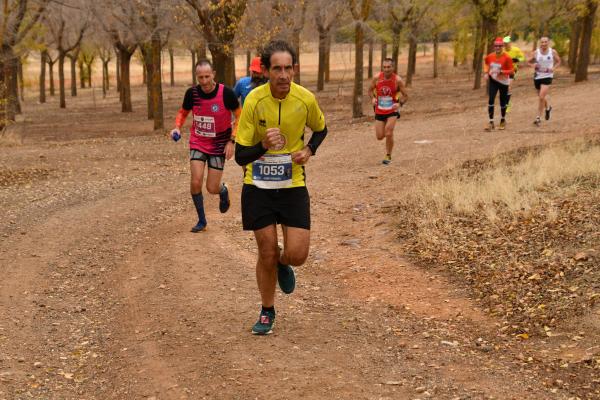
1, 71, 599, 399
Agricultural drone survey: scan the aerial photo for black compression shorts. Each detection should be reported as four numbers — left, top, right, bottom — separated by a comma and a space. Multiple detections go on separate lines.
375, 112, 400, 122
534, 78, 553, 90
241, 184, 310, 231
190, 149, 225, 170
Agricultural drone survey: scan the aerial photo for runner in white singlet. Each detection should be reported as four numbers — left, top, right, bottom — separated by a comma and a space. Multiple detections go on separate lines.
527, 37, 561, 126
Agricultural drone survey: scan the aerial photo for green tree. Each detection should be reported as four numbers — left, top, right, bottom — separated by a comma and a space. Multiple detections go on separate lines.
471, 0, 508, 89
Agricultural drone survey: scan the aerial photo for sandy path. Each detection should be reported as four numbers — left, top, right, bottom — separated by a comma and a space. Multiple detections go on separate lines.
1, 71, 599, 399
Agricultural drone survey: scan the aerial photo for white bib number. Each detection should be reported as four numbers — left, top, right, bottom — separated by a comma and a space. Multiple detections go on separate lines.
252, 154, 293, 189
194, 115, 216, 137
378, 96, 393, 110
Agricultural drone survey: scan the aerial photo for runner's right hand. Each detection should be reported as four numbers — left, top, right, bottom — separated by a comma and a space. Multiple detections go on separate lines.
170, 128, 181, 142
262, 128, 284, 150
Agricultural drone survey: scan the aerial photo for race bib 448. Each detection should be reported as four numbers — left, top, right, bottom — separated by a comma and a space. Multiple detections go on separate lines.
193, 115, 216, 137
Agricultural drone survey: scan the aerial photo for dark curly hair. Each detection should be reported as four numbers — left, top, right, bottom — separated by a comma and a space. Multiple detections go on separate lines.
260, 40, 297, 69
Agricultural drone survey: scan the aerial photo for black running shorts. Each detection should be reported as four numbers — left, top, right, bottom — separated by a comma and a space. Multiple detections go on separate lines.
534, 77, 553, 90
375, 112, 400, 122
241, 184, 310, 231
190, 149, 225, 170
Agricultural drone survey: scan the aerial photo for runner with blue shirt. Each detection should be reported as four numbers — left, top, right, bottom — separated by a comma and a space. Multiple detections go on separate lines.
233, 57, 266, 106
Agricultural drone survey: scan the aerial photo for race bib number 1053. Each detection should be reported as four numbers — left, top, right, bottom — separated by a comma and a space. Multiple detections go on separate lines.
252, 154, 293, 189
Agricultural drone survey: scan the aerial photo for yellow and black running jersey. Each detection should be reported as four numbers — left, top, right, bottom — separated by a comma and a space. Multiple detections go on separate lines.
236, 82, 326, 188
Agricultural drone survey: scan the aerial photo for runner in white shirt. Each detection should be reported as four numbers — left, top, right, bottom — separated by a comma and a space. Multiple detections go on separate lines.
527, 37, 561, 126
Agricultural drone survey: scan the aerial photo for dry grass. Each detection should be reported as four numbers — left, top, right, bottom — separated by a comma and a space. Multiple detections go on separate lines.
413, 138, 600, 217
395, 137, 600, 334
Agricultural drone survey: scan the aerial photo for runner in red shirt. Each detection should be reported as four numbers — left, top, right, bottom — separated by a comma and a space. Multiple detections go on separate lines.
169, 60, 241, 232
484, 37, 514, 131
368, 58, 408, 165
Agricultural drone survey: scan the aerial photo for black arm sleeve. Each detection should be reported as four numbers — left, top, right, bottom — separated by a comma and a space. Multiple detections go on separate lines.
306, 126, 328, 156
235, 141, 267, 166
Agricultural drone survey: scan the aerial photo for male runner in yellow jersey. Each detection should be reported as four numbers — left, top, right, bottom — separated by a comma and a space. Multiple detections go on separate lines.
503, 36, 525, 112
504, 35, 525, 112
235, 40, 327, 335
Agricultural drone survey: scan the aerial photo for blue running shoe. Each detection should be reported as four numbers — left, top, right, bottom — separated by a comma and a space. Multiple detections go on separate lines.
277, 262, 296, 294
252, 308, 275, 335
191, 221, 207, 232
219, 183, 230, 213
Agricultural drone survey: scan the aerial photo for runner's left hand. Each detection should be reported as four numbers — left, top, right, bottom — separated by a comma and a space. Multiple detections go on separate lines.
291, 146, 312, 165
225, 141, 234, 160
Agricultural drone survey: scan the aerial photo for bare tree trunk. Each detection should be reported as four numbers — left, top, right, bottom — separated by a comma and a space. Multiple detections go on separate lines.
102, 61, 107, 97
575, 0, 598, 82
433, 32, 439, 78
391, 30, 401, 72
78, 58, 85, 89
11, 61, 20, 114
70, 55, 78, 95
381, 40, 387, 66
210, 48, 236, 87
569, 17, 583, 73
5, 50, 21, 116
325, 34, 331, 83
142, 60, 147, 85
368, 39, 373, 78
293, 31, 301, 84
472, 21, 482, 72
116, 49, 121, 97
142, 45, 154, 120
39, 50, 46, 103
48, 59, 55, 96
151, 31, 164, 130
17, 58, 24, 102
119, 49, 133, 112
191, 49, 196, 85
169, 47, 175, 86
198, 37, 207, 59
104, 60, 110, 91
246, 49, 251, 71
473, 24, 487, 89
0, 65, 7, 128
86, 62, 92, 87
352, 22, 365, 118
58, 53, 67, 108
406, 34, 417, 86
317, 29, 327, 91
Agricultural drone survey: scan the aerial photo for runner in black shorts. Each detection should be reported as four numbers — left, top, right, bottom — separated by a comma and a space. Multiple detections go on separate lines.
369, 58, 408, 164
374, 112, 400, 122
534, 77, 553, 90
528, 37, 561, 126
169, 60, 241, 232
235, 40, 328, 335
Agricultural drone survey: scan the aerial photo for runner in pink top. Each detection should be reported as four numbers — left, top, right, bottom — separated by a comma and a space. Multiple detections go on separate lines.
170, 59, 241, 233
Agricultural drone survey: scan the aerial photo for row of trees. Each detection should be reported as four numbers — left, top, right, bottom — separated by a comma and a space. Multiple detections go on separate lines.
1, 0, 599, 127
